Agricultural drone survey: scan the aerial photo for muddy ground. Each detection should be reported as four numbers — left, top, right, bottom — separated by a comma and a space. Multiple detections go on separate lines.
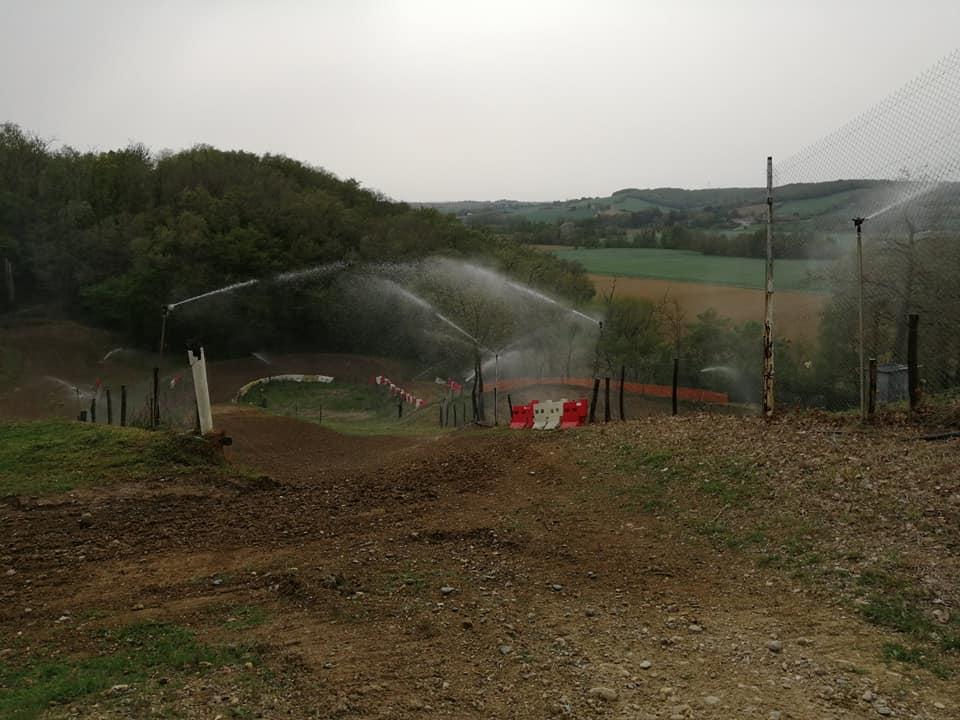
2, 405, 959, 719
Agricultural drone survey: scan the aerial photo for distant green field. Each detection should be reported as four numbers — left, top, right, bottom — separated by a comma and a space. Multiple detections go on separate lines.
549, 248, 833, 292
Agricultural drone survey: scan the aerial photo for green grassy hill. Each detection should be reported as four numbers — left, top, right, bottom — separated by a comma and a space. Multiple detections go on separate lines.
422, 179, 951, 234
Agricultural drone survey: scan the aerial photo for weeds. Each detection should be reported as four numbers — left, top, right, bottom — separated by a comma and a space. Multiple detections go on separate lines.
0, 420, 239, 496
0, 622, 257, 720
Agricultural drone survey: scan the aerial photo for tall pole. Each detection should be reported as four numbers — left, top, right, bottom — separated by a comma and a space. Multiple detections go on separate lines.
762, 156, 775, 418
908, 313, 920, 411
853, 217, 866, 421
159, 305, 170, 357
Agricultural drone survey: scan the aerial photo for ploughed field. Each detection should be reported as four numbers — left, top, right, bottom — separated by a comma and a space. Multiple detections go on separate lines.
2, 406, 959, 719
530, 247, 832, 342
588, 275, 828, 342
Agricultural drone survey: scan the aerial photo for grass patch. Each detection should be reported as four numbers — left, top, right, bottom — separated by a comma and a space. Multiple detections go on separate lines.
0, 622, 256, 720
882, 642, 951, 679
0, 420, 237, 496
240, 381, 446, 436
693, 520, 767, 549
223, 605, 269, 631
862, 595, 935, 640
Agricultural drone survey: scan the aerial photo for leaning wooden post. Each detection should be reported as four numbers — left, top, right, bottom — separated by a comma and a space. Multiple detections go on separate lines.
603, 377, 611, 423
187, 344, 214, 435
867, 358, 877, 420
106, 388, 113, 425
908, 313, 920, 411
619, 365, 626, 421
589, 378, 600, 423
762, 155, 775, 419
672, 358, 679, 416
120, 385, 127, 426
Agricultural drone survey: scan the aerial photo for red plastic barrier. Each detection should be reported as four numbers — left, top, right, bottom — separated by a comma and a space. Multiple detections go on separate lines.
560, 399, 589, 428
509, 401, 537, 429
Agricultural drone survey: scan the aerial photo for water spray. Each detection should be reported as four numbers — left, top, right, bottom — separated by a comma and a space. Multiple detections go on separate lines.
865, 180, 942, 222
455, 260, 600, 326
158, 261, 348, 357
384, 281, 488, 349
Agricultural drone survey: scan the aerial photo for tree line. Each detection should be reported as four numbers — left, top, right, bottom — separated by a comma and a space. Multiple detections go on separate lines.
0, 123, 593, 355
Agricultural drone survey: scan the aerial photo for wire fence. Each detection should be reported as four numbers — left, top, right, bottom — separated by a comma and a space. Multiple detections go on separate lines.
764, 48, 960, 411
72, 367, 199, 431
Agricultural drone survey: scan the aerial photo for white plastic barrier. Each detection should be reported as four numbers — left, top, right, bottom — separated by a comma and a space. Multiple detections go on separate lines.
234, 374, 334, 402
188, 346, 214, 434
532, 399, 566, 430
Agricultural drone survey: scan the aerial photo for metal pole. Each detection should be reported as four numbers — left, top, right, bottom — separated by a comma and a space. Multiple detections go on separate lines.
853, 217, 866, 421
159, 305, 170, 357
152, 367, 160, 428
762, 156, 775, 418
908, 313, 920, 411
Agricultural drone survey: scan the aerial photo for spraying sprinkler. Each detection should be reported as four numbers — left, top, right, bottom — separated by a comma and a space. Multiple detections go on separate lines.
852, 217, 867, 421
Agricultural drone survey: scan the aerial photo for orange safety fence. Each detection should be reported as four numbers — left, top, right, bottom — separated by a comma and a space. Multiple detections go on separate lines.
495, 377, 728, 405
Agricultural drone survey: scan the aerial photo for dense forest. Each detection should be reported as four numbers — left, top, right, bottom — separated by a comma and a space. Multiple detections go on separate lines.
0, 123, 592, 355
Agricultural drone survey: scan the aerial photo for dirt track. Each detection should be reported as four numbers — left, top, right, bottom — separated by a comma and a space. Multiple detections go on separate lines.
2, 408, 958, 719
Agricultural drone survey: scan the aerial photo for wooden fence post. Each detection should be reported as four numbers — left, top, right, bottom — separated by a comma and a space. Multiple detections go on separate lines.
672, 358, 679, 416
589, 378, 600, 423
120, 385, 127, 426
106, 389, 113, 425
90, 398, 97, 423
868, 358, 877, 420
619, 365, 626, 421
604, 377, 611, 423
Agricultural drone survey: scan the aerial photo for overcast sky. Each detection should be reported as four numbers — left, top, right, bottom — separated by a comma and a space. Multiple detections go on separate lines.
1, 1, 958, 201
